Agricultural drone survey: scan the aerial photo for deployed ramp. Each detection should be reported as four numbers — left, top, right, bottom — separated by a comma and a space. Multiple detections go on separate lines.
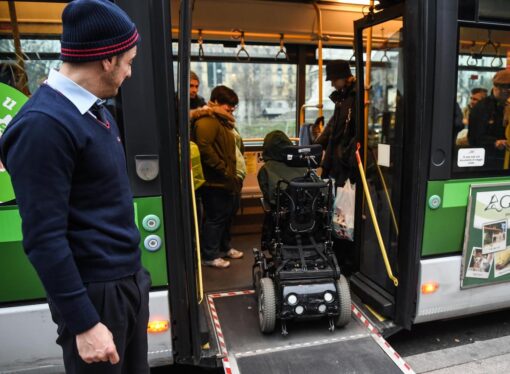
206, 290, 414, 374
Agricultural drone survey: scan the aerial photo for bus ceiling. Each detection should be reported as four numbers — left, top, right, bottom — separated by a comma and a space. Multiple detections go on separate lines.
0, 1, 401, 48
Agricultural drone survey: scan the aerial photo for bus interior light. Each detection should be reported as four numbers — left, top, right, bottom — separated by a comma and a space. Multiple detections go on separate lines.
147, 320, 169, 333
421, 282, 439, 295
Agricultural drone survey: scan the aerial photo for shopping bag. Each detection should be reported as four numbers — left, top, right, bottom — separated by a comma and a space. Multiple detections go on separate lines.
332, 178, 355, 241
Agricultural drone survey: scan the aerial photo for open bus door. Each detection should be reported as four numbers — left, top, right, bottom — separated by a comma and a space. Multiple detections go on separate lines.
350, 0, 435, 332
350, 3, 407, 331
117, 0, 205, 365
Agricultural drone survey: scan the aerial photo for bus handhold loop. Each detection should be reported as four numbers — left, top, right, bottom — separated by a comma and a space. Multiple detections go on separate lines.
275, 33, 288, 60
197, 29, 205, 61
236, 31, 250, 61
379, 27, 390, 63
355, 142, 399, 287
491, 43, 503, 68
467, 41, 479, 66
478, 30, 498, 58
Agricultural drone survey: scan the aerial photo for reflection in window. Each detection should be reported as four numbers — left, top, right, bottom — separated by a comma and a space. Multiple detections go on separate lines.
454, 27, 510, 173
1, 39, 61, 94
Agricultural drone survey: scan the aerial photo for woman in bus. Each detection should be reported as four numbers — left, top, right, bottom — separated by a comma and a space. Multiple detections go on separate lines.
191, 85, 245, 269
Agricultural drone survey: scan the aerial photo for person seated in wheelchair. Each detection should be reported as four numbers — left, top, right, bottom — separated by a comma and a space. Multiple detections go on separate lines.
257, 130, 325, 249
254, 131, 351, 334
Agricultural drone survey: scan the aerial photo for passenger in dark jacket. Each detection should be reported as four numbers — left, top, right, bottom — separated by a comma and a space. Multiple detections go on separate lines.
191, 85, 245, 268
468, 69, 510, 170
313, 60, 357, 187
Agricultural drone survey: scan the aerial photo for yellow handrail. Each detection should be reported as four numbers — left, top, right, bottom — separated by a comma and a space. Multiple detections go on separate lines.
190, 163, 204, 304
369, 147, 399, 236
356, 143, 398, 287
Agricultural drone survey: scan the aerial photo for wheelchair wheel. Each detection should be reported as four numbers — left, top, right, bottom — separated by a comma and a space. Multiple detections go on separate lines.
258, 277, 276, 333
335, 274, 351, 328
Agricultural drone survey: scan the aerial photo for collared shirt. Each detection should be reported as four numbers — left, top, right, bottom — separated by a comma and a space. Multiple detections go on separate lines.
46, 69, 100, 115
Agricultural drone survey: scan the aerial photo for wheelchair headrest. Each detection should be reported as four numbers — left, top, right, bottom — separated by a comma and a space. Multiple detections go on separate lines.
281, 144, 322, 167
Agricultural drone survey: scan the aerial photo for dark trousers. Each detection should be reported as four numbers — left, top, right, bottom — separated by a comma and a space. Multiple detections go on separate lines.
201, 187, 235, 260
220, 192, 240, 253
49, 268, 152, 374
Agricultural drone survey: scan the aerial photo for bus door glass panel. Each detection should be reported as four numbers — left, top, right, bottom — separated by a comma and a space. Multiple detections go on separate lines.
454, 28, 510, 174
359, 19, 404, 295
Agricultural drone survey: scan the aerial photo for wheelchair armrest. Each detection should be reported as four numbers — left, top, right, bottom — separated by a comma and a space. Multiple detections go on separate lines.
260, 198, 272, 213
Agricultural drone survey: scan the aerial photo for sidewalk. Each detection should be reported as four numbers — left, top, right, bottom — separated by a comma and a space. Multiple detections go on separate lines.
404, 335, 510, 373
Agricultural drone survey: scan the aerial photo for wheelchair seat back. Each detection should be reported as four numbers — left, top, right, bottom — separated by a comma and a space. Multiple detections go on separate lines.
279, 175, 330, 235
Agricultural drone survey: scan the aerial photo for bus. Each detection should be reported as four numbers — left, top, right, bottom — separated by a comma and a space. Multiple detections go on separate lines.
1, 0, 510, 372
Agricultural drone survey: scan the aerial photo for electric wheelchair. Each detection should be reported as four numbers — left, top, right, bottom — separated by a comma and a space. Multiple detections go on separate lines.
253, 142, 351, 335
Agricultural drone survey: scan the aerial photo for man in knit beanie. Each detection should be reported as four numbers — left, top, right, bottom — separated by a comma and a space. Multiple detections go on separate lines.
0, 1, 150, 372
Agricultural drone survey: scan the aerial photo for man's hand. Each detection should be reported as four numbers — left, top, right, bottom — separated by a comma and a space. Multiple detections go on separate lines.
76, 322, 120, 365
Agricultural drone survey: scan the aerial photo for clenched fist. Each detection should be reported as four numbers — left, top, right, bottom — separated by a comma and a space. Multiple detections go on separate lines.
76, 322, 120, 364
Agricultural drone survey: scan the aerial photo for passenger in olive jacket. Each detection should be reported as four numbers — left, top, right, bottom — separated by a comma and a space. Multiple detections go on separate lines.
191, 85, 245, 269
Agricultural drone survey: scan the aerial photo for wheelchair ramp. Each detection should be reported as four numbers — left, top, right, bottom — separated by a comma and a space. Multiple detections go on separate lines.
206, 290, 415, 374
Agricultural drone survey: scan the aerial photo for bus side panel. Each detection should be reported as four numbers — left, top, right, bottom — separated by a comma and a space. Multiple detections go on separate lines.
134, 196, 168, 286
422, 177, 510, 256
0, 207, 45, 302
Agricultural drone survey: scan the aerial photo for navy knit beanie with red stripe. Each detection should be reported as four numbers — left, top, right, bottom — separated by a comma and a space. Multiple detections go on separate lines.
60, 0, 140, 62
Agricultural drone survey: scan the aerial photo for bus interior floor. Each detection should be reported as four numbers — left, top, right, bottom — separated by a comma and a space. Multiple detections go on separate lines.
202, 233, 260, 293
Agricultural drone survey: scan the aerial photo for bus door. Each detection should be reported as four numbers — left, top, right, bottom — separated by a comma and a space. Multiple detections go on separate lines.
350, 4, 405, 324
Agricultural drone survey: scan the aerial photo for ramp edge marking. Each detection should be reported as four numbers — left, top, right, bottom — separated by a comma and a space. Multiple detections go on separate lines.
208, 290, 255, 374
352, 305, 416, 374
234, 333, 369, 358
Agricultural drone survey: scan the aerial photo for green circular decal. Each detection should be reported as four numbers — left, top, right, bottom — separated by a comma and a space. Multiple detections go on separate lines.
0, 83, 29, 203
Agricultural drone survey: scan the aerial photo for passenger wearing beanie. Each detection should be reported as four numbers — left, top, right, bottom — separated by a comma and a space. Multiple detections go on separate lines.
313, 59, 357, 187
0, 1, 150, 372
468, 69, 510, 170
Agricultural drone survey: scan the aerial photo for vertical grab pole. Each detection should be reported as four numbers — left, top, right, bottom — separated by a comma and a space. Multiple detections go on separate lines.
364, 0, 375, 171
314, 2, 324, 118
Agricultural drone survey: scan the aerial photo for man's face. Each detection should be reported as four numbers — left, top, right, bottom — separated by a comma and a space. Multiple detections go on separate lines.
103, 46, 137, 97
190, 79, 199, 99
469, 92, 486, 108
331, 77, 346, 91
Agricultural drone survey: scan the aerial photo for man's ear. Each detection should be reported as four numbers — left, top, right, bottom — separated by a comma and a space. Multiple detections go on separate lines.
101, 56, 115, 72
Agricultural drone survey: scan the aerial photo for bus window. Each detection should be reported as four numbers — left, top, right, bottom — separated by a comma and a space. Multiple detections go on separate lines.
173, 42, 297, 141
0, 39, 61, 94
454, 27, 510, 173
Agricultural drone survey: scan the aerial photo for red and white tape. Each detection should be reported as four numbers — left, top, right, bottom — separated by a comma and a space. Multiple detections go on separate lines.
352, 305, 415, 374
208, 290, 255, 374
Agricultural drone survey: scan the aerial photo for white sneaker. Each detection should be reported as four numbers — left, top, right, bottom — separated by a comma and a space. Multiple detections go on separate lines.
226, 248, 244, 259
203, 258, 230, 268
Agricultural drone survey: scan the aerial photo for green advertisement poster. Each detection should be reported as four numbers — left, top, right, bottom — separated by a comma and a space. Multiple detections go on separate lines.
461, 182, 510, 288
0, 83, 28, 203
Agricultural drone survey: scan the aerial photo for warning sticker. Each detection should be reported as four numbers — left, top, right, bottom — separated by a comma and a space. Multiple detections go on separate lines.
457, 148, 485, 167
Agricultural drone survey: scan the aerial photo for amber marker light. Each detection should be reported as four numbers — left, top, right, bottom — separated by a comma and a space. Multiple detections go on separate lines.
421, 282, 439, 294
147, 320, 169, 333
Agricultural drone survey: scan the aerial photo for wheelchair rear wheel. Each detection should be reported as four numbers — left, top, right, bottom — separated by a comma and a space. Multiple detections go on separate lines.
335, 274, 351, 327
258, 277, 276, 333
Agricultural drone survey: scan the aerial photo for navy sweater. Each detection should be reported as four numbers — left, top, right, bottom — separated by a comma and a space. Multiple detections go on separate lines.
0, 84, 141, 334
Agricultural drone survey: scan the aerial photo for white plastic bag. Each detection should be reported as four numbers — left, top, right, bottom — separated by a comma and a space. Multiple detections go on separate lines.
332, 179, 356, 241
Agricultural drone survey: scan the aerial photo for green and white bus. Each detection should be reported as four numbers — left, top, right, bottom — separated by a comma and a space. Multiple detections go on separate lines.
2, 0, 510, 372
